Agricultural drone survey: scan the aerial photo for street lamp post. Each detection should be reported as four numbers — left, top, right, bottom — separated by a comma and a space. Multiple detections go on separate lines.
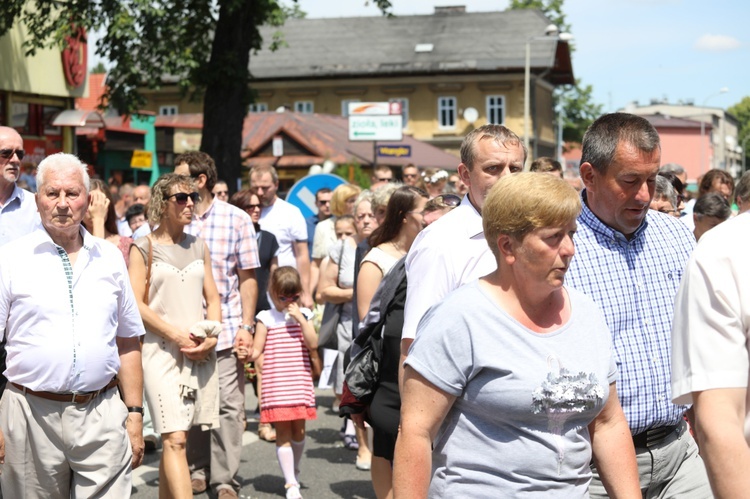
699, 87, 728, 175
524, 25, 572, 169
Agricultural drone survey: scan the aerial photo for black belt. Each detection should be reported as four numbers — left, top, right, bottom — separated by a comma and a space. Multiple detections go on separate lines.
12, 377, 119, 404
632, 422, 681, 448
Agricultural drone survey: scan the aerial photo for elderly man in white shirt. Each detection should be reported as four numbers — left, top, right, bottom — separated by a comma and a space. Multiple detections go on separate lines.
0, 153, 146, 498
400, 124, 526, 385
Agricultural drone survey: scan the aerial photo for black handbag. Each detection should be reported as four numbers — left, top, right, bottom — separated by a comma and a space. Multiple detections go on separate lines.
344, 321, 383, 404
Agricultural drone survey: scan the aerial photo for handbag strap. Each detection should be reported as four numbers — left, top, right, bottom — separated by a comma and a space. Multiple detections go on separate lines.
144, 235, 153, 304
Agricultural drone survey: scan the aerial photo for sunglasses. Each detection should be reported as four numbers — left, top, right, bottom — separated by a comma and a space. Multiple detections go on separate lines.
214, 190, 228, 196
403, 173, 418, 178
244, 203, 261, 210
434, 194, 461, 207
278, 294, 300, 303
0, 148, 24, 160
167, 192, 200, 204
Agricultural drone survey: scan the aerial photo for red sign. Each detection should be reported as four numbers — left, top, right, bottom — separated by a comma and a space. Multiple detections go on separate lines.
61, 26, 87, 89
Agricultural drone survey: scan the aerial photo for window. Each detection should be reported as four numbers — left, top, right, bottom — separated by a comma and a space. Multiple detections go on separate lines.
389, 98, 409, 128
294, 101, 314, 114
486, 95, 505, 125
341, 99, 360, 117
438, 97, 456, 129
159, 105, 178, 116
249, 103, 268, 113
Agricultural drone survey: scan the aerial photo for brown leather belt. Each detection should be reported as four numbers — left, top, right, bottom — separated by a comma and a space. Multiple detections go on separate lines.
11, 377, 119, 404
632, 422, 681, 448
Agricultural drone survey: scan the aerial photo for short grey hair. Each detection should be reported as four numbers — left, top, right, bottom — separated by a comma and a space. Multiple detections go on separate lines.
37, 153, 90, 192
659, 163, 685, 176
654, 175, 677, 210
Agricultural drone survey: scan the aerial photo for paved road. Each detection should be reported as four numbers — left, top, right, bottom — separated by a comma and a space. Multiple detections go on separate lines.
131, 388, 377, 499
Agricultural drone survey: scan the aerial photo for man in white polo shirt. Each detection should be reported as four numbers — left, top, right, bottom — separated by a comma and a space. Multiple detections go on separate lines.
401, 125, 526, 383
0, 152, 145, 498
250, 165, 313, 308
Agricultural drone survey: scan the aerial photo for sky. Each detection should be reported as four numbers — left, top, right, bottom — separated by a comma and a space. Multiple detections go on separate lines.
288, 0, 749, 113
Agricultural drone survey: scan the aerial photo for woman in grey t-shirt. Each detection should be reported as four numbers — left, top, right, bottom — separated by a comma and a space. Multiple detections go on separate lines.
394, 173, 639, 498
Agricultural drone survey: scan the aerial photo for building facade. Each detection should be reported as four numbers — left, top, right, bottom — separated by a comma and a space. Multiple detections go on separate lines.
141, 7, 574, 162
0, 22, 88, 161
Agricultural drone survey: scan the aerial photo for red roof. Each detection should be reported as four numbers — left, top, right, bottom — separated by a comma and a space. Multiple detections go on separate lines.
240, 112, 460, 170
76, 73, 108, 111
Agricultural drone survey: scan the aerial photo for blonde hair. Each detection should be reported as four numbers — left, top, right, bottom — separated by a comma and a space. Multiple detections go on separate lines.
483, 172, 581, 257
330, 183, 362, 217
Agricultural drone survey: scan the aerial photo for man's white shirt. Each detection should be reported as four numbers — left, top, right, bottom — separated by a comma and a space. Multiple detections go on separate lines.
259, 197, 307, 268
402, 195, 497, 340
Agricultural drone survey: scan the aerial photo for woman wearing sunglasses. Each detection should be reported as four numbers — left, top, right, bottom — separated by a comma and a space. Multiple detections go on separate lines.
129, 173, 222, 499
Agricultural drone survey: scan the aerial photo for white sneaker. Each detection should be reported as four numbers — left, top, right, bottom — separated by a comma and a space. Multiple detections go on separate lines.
285, 484, 303, 499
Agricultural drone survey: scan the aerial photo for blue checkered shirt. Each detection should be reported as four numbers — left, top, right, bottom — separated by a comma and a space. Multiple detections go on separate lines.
566, 191, 695, 435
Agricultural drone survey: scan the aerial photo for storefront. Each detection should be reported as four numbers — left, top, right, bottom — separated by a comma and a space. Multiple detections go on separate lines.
0, 22, 87, 160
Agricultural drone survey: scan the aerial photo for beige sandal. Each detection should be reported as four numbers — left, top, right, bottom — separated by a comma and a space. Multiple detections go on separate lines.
258, 423, 277, 442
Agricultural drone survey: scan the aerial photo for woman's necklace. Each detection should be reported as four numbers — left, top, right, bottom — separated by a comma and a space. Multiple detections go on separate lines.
387, 240, 407, 255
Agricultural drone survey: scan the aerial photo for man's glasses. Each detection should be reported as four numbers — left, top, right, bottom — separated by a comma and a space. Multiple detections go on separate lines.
317, 199, 331, 205
244, 203, 261, 211
376, 178, 394, 183
278, 294, 300, 303
403, 173, 418, 178
0, 149, 24, 160
167, 192, 200, 204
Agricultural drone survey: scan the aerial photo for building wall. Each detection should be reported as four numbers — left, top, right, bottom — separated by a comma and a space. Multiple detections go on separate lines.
0, 23, 88, 99
141, 72, 558, 160
658, 127, 707, 183
0, 22, 88, 155
626, 104, 741, 175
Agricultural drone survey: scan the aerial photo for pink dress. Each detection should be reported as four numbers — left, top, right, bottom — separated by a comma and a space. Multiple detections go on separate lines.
256, 308, 317, 423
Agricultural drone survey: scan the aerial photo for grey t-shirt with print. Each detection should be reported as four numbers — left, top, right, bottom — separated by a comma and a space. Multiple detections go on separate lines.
405, 280, 617, 498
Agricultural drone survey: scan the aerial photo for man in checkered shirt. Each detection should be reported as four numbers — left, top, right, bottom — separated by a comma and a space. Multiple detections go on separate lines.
175, 152, 260, 499
566, 113, 711, 498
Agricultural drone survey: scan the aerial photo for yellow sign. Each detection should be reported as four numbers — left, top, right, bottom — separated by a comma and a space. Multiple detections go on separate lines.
131, 150, 152, 169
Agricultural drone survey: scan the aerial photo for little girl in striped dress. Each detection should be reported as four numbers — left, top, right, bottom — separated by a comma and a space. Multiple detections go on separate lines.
250, 266, 318, 499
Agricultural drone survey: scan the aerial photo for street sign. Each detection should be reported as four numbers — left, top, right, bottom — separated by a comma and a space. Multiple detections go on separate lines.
285, 173, 346, 219
377, 145, 411, 158
131, 150, 152, 169
348, 115, 403, 141
348, 102, 390, 116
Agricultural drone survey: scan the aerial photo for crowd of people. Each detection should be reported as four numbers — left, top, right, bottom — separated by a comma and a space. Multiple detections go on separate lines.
0, 114, 749, 499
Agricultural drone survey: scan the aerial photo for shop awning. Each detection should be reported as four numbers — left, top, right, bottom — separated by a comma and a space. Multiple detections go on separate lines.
51, 110, 105, 128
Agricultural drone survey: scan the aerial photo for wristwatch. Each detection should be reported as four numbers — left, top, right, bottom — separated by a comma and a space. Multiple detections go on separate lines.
127, 406, 144, 414
241, 324, 255, 334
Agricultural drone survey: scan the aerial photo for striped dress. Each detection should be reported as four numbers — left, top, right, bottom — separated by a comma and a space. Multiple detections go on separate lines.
256, 307, 318, 423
